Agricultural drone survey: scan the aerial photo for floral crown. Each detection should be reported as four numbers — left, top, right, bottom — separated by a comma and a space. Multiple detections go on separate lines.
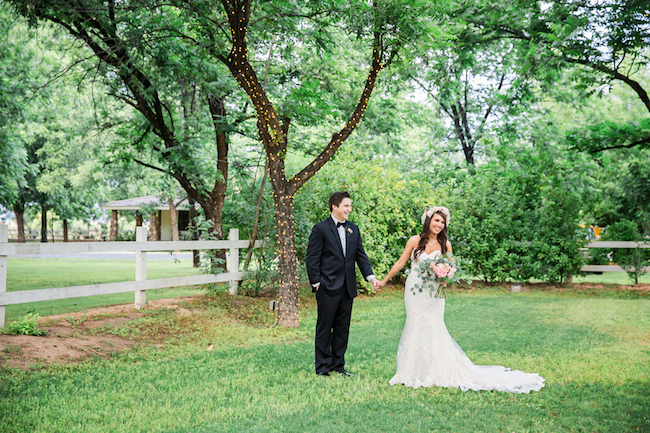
421, 206, 450, 227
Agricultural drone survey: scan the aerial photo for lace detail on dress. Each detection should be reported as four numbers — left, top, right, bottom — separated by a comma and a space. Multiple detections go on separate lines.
389, 250, 545, 393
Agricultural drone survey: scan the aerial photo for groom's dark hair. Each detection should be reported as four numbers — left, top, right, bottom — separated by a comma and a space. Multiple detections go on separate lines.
329, 191, 350, 211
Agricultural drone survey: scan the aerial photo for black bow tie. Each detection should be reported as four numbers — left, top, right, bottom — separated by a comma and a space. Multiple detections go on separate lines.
336, 221, 347, 228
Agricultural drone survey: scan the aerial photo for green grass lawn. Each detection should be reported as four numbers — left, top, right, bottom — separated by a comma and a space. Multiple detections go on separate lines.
1, 287, 648, 432
5, 258, 204, 320
573, 271, 650, 284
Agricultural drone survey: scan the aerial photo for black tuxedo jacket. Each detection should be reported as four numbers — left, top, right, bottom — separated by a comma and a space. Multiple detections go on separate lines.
305, 217, 374, 298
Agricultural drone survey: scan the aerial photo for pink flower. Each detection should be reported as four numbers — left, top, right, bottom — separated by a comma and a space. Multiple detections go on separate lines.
448, 267, 455, 278
433, 263, 448, 278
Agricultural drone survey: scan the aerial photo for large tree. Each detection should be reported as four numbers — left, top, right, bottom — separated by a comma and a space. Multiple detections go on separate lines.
192, 0, 437, 326
10, 0, 439, 326
455, 0, 650, 153
0, 5, 30, 211
411, 39, 531, 165
10, 0, 240, 254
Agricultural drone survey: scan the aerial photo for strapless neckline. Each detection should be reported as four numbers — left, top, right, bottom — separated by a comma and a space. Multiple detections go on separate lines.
411, 249, 442, 264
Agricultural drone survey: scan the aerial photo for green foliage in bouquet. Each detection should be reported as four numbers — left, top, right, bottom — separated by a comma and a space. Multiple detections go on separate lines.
411, 253, 472, 299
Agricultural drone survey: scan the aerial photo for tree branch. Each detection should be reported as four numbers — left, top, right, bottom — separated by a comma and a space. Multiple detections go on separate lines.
583, 136, 650, 153
133, 158, 168, 174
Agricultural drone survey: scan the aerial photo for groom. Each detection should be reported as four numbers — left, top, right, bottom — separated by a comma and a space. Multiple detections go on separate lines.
306, 191, 379, 377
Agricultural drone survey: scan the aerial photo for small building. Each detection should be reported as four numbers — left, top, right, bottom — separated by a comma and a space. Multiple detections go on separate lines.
101, 195, 196, 241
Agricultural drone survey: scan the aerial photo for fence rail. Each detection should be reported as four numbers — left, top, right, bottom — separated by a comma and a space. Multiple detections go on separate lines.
6, 227, 107, 242
0, 224, 260, 327
580, 241, 650, 273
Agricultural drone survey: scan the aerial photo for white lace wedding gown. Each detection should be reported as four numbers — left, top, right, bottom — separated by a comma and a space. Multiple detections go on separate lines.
389, 250, 545, 393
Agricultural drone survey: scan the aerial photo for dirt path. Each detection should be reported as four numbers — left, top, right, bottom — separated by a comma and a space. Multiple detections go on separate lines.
0, 296, 203, 370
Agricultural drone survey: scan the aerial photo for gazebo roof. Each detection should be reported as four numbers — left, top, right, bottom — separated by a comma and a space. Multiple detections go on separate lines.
101, 195, 196, 211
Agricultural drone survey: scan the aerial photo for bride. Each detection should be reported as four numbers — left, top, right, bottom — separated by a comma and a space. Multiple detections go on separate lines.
376, 206, 545, 393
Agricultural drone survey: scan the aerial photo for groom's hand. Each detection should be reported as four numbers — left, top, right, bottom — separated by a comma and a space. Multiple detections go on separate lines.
370, 278, 380, 291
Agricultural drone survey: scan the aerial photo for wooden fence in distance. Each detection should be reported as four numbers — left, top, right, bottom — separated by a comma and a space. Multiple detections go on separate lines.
0, 225, 261, 327
1, 224, 648, 327
581, 241, 650, 273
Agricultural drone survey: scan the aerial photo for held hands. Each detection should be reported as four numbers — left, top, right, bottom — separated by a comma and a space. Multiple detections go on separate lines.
370, 278, 382, 291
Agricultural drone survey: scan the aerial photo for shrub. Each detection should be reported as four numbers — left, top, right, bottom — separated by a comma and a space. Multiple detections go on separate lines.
116, 230, 136, 241
3, 313, 47, 336
186, 215, 225, 275
449, 147, 585, 285
239, 247, 281, 297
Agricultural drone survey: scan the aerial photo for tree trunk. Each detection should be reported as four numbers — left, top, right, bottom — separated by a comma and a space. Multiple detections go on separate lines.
149, 212, 161, 241
188, 196, 200, 268
40, 207, 48, 243
63, 219, 69, 242
203, 94, 230, 272
149, 213, 157, 241
13, 202, 25, 243
169, 198, 180, 253
169, 199, 179, 242
109, 209, 118, 241
243, 162, 268, 271
156, 210, 161, 240
217, 0, 394, 327
273, 190, 300, 327
135, 211, 143, 227
450, 104, 475, 165
203, 203, 226, 272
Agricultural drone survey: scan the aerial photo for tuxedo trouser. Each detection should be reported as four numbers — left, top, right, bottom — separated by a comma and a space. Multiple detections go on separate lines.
315, 287, 353, 373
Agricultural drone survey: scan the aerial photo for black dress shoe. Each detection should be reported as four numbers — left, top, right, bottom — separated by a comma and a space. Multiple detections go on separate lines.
317, 371, 330, 377
333, 369, 354, 377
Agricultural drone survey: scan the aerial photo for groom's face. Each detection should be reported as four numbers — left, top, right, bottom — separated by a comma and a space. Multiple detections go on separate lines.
332, 198, 352, 221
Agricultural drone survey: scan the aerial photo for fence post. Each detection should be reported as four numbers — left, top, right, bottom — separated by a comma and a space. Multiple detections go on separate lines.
0, 224, 7, 327
229, 228, 239, 295
135, 226, 148, 309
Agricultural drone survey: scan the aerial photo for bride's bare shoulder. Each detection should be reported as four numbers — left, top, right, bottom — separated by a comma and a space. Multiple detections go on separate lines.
407, 235, 420, 247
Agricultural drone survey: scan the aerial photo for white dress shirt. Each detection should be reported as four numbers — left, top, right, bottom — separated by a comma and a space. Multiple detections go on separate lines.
331, 215, 347, 256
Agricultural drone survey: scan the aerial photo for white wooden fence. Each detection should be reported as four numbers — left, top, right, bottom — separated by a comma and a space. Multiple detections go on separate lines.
0, 225, 261, 327
580, 241, 650, 273
0, 225, 647, 327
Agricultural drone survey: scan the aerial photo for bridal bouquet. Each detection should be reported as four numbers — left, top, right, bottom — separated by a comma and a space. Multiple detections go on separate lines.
411, 252, 471, 298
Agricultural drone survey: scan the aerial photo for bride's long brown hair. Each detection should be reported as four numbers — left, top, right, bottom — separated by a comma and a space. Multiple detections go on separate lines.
413, 210, 448, 260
